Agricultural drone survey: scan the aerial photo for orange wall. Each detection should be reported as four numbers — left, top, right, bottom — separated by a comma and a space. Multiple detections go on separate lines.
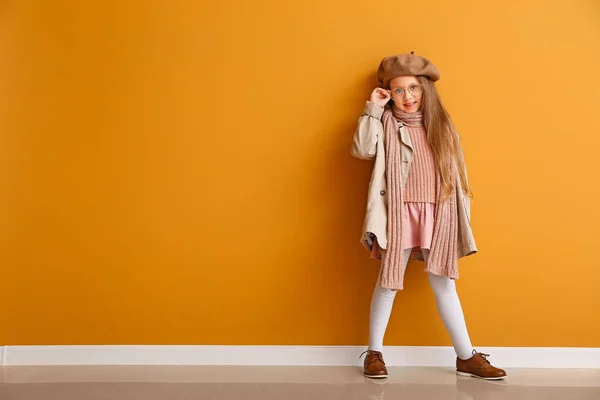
1, 0, 599, 346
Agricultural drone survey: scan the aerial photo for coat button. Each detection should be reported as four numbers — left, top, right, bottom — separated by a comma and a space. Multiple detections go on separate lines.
380, 190, 385, 196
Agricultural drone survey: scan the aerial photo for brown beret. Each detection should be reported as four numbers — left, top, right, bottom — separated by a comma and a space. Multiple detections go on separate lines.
377, 52, 440, 87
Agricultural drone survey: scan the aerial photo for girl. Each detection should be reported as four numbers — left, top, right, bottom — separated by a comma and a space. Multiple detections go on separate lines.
351, 52, 506, 380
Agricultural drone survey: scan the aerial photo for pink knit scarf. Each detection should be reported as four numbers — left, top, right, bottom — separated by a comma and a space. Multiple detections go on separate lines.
379, 105, 460, 290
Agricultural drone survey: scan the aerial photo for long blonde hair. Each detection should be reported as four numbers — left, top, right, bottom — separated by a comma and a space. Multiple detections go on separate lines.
418, 76, 473, 201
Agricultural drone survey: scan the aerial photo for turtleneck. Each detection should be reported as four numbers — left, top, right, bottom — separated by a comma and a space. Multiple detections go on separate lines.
392, 105, 423, 127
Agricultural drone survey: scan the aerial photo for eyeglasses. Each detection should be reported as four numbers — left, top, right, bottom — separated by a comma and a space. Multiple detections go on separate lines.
391, 83, 423, 98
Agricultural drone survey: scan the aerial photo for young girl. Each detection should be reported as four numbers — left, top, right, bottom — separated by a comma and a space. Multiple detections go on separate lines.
352, 52, 506, 380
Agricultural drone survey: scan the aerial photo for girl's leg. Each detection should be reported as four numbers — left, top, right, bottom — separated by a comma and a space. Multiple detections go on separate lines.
368, 248, 412, 351
422, 249, 474, 360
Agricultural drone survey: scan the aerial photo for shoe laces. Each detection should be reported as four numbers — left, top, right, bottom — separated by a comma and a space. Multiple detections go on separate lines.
472, 349, 491, 364
359, 350, 384, 364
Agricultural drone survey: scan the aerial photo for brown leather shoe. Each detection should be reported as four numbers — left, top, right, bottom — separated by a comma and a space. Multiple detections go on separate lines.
456, 350, 507, 380
361, 350, 388, 379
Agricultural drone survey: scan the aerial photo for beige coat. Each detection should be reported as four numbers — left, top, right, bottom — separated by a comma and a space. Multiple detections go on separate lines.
351, 101, 477, 260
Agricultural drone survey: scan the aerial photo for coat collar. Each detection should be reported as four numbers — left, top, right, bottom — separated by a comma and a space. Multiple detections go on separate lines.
397, 121, 414, 153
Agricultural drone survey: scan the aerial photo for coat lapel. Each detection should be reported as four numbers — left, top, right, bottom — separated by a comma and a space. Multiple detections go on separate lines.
398, 122, 414, 161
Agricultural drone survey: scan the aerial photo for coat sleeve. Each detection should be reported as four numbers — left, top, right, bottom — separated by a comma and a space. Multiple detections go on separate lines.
351, 101, 385, 160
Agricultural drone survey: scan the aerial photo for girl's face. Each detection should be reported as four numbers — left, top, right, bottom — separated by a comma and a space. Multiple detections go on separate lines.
389, 76, 424, 113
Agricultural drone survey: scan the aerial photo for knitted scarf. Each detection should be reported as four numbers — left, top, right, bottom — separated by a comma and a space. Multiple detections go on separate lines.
380, 105, 460, 290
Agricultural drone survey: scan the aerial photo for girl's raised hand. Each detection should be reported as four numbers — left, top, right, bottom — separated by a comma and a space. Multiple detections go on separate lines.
369, 88, 391, 107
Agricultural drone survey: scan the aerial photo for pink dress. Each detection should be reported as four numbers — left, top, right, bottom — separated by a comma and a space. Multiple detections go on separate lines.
370, 202, 436, 260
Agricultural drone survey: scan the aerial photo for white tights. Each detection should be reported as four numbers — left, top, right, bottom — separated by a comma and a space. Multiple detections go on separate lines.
368, 248, 474, 360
